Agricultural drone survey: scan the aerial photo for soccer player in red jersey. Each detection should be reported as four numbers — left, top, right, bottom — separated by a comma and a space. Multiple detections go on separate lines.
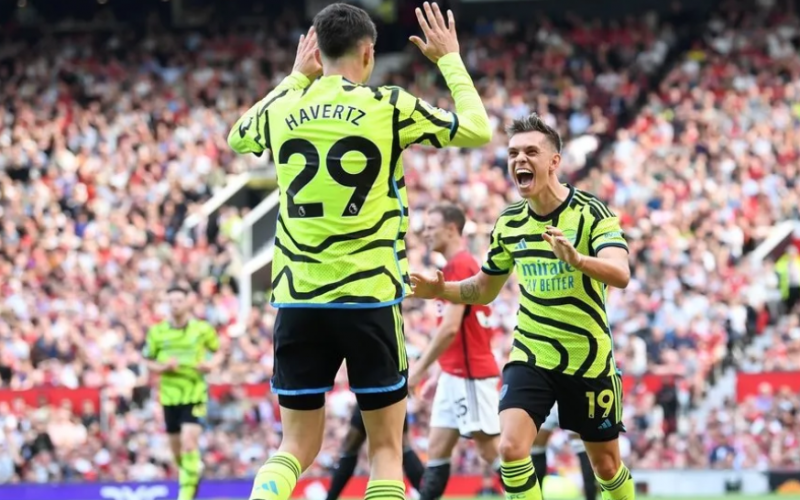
408, 204, 500, 500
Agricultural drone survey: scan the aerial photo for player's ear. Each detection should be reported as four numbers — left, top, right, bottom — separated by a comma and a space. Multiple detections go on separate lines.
362, 42, 372, 68
314, 48, 322, 66
550, 153, 561, 173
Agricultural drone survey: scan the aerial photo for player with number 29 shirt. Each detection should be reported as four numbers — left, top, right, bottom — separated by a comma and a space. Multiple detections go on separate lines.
228, 4, 491, 500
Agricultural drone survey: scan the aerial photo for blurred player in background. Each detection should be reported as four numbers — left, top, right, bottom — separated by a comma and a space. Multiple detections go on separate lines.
325, 411, 423, 500
531, 404, 597, 500
228, 2, 491, 500
409, 113, 634, 500
408, 204, 500, 500
143, 286, 221, 500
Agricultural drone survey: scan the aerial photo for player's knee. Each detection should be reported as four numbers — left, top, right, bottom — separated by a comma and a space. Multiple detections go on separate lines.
180, 435, 199, 452
180, 425, 201, 452
477, 442, 499, 464
498, 432, 530, 462
586, 447, 621, 480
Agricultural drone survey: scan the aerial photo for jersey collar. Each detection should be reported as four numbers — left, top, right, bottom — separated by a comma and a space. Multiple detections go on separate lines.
527, 184, 575, 222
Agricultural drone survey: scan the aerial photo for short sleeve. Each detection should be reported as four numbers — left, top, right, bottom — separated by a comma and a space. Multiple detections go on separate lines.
394, 88, 458, 150
142, 328, 158, 360
203, 323, 220, 353
590, 216, 629, 255
481, 223, 513, 275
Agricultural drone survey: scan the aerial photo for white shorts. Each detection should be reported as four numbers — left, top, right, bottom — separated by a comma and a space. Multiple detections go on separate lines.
540, 403, 560, 431
430, 372, 500, 437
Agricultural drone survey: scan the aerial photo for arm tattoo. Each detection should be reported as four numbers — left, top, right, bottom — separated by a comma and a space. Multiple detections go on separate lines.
459, 279, 480, 303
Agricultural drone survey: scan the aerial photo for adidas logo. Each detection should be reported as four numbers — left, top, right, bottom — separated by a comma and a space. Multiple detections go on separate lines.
598, 419, 612, 430
515, 240, 527, 250
259, 481, 279, 495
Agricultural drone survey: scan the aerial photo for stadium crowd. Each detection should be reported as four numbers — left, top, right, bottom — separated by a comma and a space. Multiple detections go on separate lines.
1, 0, 800, 485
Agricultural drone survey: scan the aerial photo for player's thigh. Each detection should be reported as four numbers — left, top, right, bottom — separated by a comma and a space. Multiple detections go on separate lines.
458, 376, 501, 439
556, 372, 625, 443
360, 398, 407, 455
272, 308, 344, 410
429, 373, 457, 431
179, 403, 206, 449
279, 405, 327, 470
499, 363, 557, 431
341, 304, 407, 411
163, 404, 192, 436
498, 364, 557, 460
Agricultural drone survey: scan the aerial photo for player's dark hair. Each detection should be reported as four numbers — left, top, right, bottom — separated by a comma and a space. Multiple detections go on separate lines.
430, 204, 467, 235
313, 3, 377, 59
506, 113, 562, 153
166, 285, 189, 295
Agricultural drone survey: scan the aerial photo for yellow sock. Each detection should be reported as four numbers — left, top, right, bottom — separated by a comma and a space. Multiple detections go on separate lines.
500, 457, 542, 500
249, 452, 302, 500
597, 463, 634, 500
364, 479, 406, 500
178, 450, 202, 500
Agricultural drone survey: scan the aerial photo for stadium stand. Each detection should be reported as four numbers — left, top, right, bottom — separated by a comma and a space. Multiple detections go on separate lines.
1, 0, 799, 487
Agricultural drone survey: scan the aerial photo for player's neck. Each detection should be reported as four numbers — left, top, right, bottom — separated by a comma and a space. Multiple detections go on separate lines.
442, 241, 463, 261
323, 62, 365, 84
527, 181, 570, 217
171, 316, 189, 329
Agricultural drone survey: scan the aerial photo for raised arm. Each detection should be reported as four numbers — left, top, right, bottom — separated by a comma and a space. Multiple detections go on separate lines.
228, 27, 321, 156
402, 3, 491, 148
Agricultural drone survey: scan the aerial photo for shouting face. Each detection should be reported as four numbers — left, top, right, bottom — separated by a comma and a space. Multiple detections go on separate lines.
507, 130, 561, 198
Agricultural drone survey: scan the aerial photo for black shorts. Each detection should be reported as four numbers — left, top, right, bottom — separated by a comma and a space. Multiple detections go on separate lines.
498, 362, 625, 442
163, 403, 206, 434
349, 406, 410, 434
272, 304, 407, 411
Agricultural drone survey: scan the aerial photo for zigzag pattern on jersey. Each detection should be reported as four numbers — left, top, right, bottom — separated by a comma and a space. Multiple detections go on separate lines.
271, 265, 403, 303
505, 190, 618, 378
518, 287, 600, 377
148, 322, 209, 405
237, 89, 289, 151
276, 208, 405, 254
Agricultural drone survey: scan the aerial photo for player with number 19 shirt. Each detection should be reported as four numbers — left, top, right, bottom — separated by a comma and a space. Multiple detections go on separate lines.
409, 114, 635, 500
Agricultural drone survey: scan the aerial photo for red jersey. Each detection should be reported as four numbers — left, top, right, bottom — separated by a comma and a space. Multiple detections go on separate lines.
436, 250, 500, 379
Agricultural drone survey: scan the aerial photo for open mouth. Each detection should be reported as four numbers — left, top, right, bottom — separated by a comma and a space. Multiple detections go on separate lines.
515, 168, 534, 188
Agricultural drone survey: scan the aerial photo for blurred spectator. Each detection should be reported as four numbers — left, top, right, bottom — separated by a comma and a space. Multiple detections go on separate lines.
0, 0, 799, 484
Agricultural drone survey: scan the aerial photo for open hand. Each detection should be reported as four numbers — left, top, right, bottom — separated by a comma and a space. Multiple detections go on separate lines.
409, 2, 460, 63
407, 270, 445, 300
542, 225, 584, 268
292, 27, 323, 80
